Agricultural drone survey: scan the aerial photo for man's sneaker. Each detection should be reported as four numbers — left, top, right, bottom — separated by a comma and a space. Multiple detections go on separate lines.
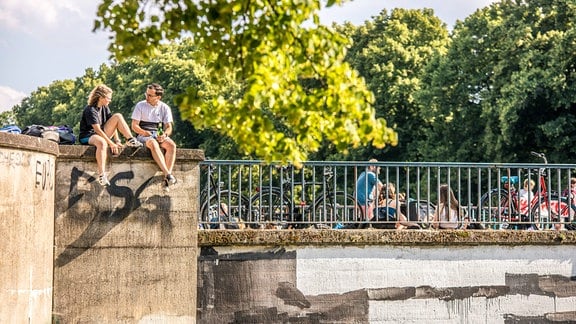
162, 174, 177, 192
166, 174, 177, 185
126, 137, 143, 147
98, 174, 110, 186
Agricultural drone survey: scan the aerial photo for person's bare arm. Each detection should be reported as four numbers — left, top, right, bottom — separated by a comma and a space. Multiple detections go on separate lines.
131, 119, 152, 137
163, 122, 173, 137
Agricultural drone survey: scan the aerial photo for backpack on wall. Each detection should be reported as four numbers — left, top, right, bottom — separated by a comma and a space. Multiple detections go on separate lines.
22, 124, 76, 144
57, 125, 76, 145
0, 125, 22, 134
22, 124, 46, 137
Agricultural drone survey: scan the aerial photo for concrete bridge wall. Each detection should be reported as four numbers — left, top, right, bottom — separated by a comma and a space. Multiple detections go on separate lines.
0, 132, 203, 323
197, 230, 576, 323
0, 133, 58, 323
53, 145, 203, 323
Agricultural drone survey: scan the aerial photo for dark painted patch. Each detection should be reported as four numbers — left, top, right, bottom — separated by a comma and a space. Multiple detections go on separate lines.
368, 287, 415, 300
197, 249, 576, 323
276, 282, 311, 309
197, 248, 371, 323
368, 285, 507, 301
198, 246, 295, 261
365, 273, 576, 303
504, 312, 576, 323
506, 273, 545, 296
306, 290, 369, 323
538, 275, 576, 298
231, 307, 289, 323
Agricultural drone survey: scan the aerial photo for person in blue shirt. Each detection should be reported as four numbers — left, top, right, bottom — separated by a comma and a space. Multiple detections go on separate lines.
355, 159, 383, 222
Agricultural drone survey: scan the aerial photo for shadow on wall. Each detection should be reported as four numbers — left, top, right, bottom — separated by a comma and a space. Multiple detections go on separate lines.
55, 167, 172, 267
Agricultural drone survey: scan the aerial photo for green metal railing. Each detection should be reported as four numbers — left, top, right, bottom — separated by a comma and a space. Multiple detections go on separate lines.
198, 159, 576, 231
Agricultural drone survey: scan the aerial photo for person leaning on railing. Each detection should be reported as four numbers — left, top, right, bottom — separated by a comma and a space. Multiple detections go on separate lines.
355, 159, 383, 222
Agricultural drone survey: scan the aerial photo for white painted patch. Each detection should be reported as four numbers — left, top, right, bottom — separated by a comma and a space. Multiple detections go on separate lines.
296, 245, 576, 295
138, 315, 195, 323
368, 295, 576, 323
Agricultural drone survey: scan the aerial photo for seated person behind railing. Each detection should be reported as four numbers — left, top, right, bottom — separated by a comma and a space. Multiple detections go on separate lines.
562, 177, 576, 200
518, 178, 535, 214
209, 203, 245, 229
519, 178, 535, 200
432, 184, 468, 229
374, 183, 420, 229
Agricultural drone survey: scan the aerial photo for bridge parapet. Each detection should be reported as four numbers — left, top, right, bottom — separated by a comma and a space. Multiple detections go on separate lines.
53, 144, 203, 323
0, 132, 58, 323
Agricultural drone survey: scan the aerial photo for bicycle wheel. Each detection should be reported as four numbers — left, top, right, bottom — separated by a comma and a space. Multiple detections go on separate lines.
200, 190, 249, 229
249, 189, 293, 228
530, 197, 576, 230
479, 189, 513, 229
312, 191, 359, 229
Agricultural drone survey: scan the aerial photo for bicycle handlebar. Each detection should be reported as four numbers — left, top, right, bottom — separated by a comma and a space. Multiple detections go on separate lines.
530, 151, 547, 164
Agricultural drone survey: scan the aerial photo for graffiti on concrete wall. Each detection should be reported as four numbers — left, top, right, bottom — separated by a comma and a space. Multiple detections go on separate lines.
0, 150, 24, 167
0, 149, 54, 191
35, 158, 54, 191
55, 167, 172, 267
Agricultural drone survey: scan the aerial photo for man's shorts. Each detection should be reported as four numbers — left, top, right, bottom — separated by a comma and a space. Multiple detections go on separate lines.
137, 132, 170, 144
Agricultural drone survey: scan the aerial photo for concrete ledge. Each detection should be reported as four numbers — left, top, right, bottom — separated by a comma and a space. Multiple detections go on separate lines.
198, 229, 576, 246
58, 144, 204, 161
0, 132, 59, 155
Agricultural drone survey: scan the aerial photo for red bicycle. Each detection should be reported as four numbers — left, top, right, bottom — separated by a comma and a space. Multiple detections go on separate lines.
479, 152, 576, 230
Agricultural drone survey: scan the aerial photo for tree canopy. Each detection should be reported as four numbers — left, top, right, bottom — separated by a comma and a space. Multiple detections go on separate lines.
8, 1, 576, 164
338, 8, 450, 162
94, 0, 397, 166
417, 0, 576, 162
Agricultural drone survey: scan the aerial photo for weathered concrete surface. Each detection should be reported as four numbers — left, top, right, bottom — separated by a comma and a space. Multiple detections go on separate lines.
198, 228, 576, 246
0, 132, 58, 323
197, 231, 576, 323
53, 145, 203, 323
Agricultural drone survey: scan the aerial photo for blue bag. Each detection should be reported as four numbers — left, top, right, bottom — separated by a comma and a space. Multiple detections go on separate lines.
57, 125, 76, 145
0, 125, 22, 134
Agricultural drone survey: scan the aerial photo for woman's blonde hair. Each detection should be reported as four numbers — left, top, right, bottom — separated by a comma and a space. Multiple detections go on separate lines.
380, 183, 396, 200
523, 178, 535, 189
87, 84, 112, 107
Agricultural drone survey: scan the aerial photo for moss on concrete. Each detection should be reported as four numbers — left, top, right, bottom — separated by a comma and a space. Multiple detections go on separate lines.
198, 229, 576, 247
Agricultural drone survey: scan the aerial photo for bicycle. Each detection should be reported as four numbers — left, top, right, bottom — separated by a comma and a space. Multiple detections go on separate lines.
249, 165, 359, 229
479, 152, 576, 230
198, 164, 250, 229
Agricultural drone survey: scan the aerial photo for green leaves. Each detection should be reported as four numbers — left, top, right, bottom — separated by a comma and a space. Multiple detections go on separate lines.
341, 8, 449, 161
95, 0, 395, 165
417, 0, 576, 163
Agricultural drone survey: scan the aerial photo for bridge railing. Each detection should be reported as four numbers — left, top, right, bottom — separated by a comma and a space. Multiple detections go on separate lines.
198, 160, 576, 230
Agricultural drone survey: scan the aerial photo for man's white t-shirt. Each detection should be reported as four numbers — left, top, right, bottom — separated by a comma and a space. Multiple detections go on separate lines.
131, 100, 174, 132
